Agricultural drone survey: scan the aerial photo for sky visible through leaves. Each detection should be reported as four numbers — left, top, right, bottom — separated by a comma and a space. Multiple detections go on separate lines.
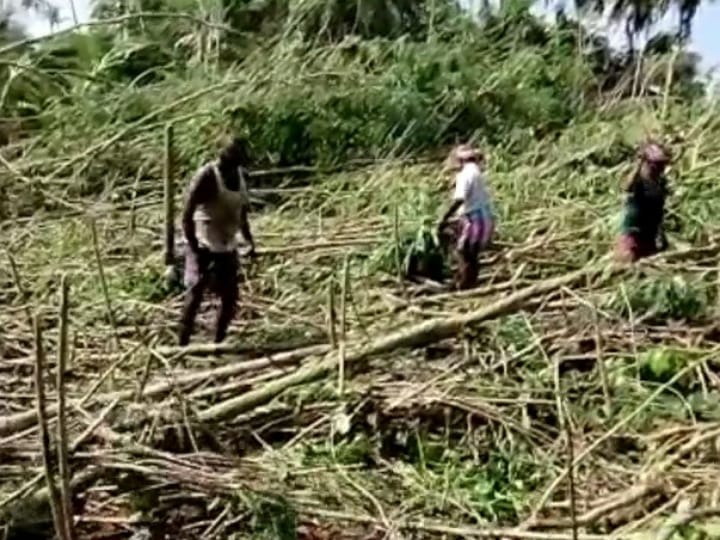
8, 0, 720, 73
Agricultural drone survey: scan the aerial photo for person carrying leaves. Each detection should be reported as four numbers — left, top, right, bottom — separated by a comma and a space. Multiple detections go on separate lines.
437, 144, 495, 290
615, 141, 671, 263
179, 137, 256, 346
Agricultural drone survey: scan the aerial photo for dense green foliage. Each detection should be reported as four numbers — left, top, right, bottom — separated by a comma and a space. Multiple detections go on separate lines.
0, 0, 708, 222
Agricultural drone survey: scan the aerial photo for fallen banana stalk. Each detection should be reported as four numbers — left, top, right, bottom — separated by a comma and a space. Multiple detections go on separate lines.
200, 261, 618, 422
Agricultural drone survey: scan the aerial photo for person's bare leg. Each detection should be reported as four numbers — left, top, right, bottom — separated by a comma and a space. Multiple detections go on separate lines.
214, 253, 239, 344
179, 249, 209, 346
457, 246, 478, 290
452, 248, 464, 290
180, 279, 207, 346
465, 252, 479, 289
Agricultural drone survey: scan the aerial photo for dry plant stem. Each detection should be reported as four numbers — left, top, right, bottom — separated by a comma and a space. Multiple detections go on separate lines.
0, 344, 329, 437
80, 343, 143, 405
660, 46, 679, 120
201, 504, 230, 539
592, 303, 612, 416
0, 153, 82, 212
565, 410, 578, 540
620, 282, 638, 362
329, 434, 390, 529
0, 11, 246, 56
616, 486, 691, 535
56, 276, 75, 540
717, 255, 720, 314
553, 356, 564, 431
33, 316, 70, 540
200, 263, 615, 422
89, 218, 121, 350
0, 399, 117, 513
5, 249, 32, 327
393, 204, 404, 290
127, 167, 143, 246
525, 314, 564, 430
0, 469, 101, 531
328, 278, 337, 348
303, 508, 613, 540
163, 123, 175, 267
155, 335, 328, 357
529, 357, 720, 528
55, 72, 327, 183
338, 255, 349, 396
657, 506, 720, 540
135, 353, 155, 402
71, 398, 121, 453
0, 473, 43, 511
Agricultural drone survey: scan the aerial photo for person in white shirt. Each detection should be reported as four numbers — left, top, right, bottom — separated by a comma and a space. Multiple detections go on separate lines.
437, 144, 494, 290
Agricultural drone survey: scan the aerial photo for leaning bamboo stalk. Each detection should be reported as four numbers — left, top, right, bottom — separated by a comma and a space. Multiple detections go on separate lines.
200, 263, 616, 422
33, 316, 70, 540
6, 249, 32, 327
89, 218, 121, 350
56, 275, 75, 540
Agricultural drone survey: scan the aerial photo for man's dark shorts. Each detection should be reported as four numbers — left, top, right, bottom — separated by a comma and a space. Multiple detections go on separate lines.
184, 248, 238, 293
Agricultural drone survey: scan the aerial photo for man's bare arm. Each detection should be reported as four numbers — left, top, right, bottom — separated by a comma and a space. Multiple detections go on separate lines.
182, 168, 215, 253
238, 205, 255, 254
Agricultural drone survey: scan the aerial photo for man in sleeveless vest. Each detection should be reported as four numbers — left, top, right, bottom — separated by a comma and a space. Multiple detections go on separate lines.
178, 137, 256, 346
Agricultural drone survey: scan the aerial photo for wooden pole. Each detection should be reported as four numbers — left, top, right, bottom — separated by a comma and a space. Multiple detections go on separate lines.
56, 275, 76, 540
33, 316, 70, 540
338, 256, 349, 396
163, 123, 175, 267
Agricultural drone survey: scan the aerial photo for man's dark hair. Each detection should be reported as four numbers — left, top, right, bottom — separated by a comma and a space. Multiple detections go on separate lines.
219, 136, 250, 165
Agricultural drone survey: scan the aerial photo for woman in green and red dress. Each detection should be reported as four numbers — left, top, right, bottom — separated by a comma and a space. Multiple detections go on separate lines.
616, 141, 671, 263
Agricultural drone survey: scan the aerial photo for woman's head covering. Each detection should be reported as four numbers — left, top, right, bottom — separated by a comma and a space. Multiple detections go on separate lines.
455, 144, 480, 161
639, 141, 670, 164
447, 144, 483, 170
